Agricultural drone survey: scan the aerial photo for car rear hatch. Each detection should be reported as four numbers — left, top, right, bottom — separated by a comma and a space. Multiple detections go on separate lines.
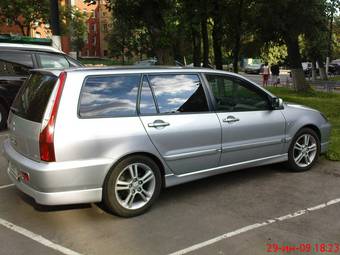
8, 71, 60, 162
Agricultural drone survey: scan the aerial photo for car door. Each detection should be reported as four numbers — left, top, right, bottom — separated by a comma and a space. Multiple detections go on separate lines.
138, 73, 221, 175
204, 73, 286, 166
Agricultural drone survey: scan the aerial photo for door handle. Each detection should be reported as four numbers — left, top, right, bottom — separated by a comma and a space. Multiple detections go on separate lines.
148, 120, 170, 128
223, 116, 240, 123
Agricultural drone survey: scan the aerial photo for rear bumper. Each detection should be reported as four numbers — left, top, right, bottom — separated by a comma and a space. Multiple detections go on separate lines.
3, 139, 112, 205
7, 172, 102, 205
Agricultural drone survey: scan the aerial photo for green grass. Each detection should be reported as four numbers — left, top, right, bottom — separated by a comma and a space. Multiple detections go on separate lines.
267, 87, 340, 161
329, 76, 340, 82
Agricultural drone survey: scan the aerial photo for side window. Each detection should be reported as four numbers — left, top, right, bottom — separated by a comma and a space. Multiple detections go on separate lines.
205, 74, 270, 112
139, 76, 157, 115
0, 52, 33, 76
37, 53, 70, 68
65, 56, 82, 67
148, 74, 209, 114
79, 75, 140, 118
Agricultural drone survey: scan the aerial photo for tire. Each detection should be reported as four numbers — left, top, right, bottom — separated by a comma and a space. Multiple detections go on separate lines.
287, 128, 320, 172
0, 104, 8, 131
102, 155, 162, 217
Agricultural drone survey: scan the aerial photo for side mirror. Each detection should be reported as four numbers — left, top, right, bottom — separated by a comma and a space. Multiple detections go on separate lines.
271, 97, 284, 110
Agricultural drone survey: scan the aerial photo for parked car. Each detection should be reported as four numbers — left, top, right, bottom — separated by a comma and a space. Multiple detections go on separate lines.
0, 43, 82, 129
3, 67, 331, 217
244, 63, 264, 74
329, 60, 340, 75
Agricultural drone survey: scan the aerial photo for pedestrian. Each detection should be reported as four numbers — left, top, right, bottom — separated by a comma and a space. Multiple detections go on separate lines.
262, 62, 270, 87
271, 63, 280, 86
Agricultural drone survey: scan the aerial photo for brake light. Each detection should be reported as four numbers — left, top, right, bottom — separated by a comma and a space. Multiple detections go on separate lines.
39, 72, 67, 162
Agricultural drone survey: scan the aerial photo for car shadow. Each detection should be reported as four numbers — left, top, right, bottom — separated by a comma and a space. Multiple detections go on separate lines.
16, 162, 291, 215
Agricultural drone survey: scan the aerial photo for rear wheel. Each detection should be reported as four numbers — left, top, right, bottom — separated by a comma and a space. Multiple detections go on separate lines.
103, 155, 162, 217
287, 128, 320, 172
0, 104, 8, 130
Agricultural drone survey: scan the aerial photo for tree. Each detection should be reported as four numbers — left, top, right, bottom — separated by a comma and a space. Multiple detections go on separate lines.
255, 0, 328, 91
260, 42, 288, 65
211, 0, 224, 70
304, 28, 329, 80
0, 0, 49, 36
332, 15, 340, 59
326, 0, 340, 60
60, 7, 87, 58
103, 0, 177, 65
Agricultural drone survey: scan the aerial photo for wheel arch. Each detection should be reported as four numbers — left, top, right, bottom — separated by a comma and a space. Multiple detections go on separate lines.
104, 152, 166, 188
299, 124, 321, 142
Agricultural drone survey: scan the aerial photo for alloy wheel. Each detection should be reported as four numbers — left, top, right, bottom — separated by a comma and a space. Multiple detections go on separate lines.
114, 163, 156, 210
293, 134, 317, 168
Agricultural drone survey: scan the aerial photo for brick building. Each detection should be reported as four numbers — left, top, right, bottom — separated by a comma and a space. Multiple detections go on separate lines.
0, 0, 111, 57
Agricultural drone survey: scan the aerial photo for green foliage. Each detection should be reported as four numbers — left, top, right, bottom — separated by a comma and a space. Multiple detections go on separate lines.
60, 7, 87, 56
79, 58, 128, 66
260, 42, 288, 65
0, 0, 49, 35
267, 87, 340, 161
332, 15, 340, 59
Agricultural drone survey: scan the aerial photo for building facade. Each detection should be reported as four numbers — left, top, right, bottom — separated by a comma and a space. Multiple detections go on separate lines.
0, 0, 111, 57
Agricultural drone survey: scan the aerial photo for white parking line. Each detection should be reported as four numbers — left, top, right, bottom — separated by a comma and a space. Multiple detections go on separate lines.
168, 198, 340, 255
0, 218, 83, 255
0, 184, 14, 190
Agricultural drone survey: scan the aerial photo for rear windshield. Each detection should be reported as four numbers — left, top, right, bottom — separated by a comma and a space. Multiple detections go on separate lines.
11, 73, 57, 123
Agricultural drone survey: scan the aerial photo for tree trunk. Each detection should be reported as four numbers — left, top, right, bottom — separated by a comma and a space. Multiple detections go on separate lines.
201, 1, 209, 68
212, 4, 223, 70
212, 25, 222, 70
311, 61, 316, 81
18, 24, 26, 36
232, 0, 244, 73
154, 48, 173, 65
192, 24, 201, 67
122, 36, 125, 65
317, 60, 328, 80
232, 37, 241, 73
285, 35, 309, 91
328, 0, 335, 60
26, 26, 30, 36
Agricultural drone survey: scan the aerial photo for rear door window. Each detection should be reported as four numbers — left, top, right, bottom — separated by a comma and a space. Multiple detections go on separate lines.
0, 51, 33, 76
11, 73, 58, 122
37, 53, 70, 68
148, 74, 209, 114
79, 75, 140, 118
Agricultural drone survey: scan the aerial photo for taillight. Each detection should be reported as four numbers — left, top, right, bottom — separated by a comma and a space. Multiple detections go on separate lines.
39, 72, 67, 162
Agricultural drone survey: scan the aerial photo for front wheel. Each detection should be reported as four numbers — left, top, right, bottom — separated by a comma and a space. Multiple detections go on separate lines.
102, 155, 162, 217
287, 128, 320, 172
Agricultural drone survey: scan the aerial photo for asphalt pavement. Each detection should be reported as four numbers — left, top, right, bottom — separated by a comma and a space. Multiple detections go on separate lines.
0, 130, 340, 255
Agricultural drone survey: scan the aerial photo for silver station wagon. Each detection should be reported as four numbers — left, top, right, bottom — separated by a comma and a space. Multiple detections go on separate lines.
3, 67, 331, 217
